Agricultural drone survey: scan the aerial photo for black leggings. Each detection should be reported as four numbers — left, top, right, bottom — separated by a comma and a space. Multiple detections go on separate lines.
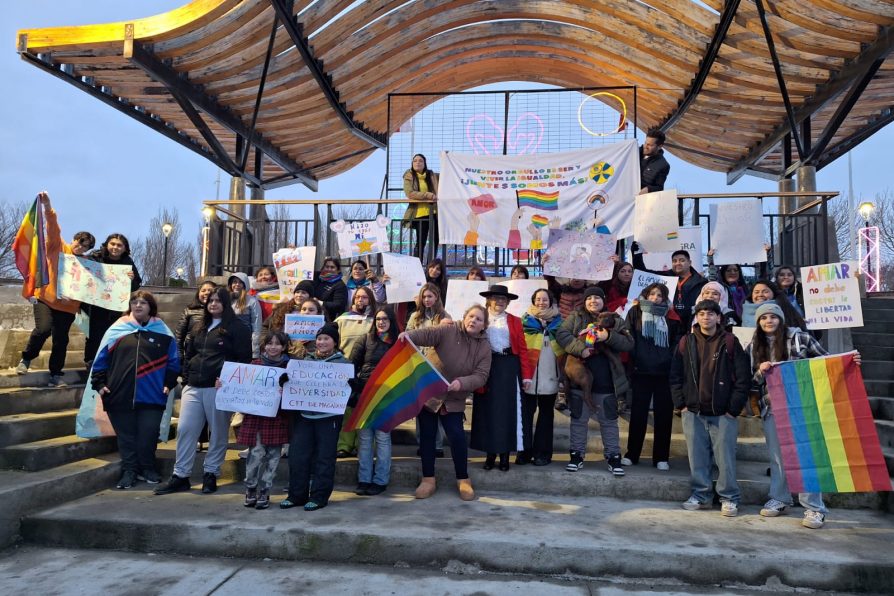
418, 408, 467, 479
625, 374, 674, 464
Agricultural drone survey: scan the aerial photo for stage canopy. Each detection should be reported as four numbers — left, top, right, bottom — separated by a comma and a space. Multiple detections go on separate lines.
16, 0, 894, 190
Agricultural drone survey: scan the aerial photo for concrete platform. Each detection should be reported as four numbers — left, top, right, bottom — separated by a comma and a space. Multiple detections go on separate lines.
20, 482, 894, 593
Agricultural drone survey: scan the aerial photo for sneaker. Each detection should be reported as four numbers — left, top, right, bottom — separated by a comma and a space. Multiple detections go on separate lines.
365, 483, 387, 496
154, 475, 191, 495
620, 457, 634, 466
137, 469, 161, 484
255, 489, 270, 510
656, 461, 670, 471
802, 510, 826, 529
565, 451, 584, 472
682, 496, 711, 511
47, 374, 67, 387
607, 456, 625, 477
15, 359, 30, 375
304, 500, 326, 511
354, 482, 371, 496
532, 457, 551, 466
760, 499, 789, 517
116, 470, 137, 489
238, 448, 249, 459
244, 487, 258, 507
201, 472, 217, 494
721, 501, 739, 517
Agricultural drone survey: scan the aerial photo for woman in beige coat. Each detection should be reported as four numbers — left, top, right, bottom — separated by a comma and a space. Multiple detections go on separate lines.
402, 153, 439, 260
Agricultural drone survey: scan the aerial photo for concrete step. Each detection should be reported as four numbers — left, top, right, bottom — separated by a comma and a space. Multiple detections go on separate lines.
0, 384, 84, 416
877, 419, 894, 450
870, 396, 894, 421
851, 331, 892, 346
856, 345, 894, 361
862, 308, 894, 322
0, 435, 117, 471
861, 298, 894, 310
19, 350, 85, 372
0, 369, 88, 389
0, 329, 85, 368
865, 380, 894, 397
19, 482, 894, 593
855, 320, 894, 334
861, 360, 894, 380
0, 409, 78, 447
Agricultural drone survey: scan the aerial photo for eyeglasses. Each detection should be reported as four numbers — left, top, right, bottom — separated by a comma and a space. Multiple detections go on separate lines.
374, 317, 389, 322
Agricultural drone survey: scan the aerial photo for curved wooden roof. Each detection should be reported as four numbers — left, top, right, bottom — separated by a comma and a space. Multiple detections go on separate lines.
16, 0, 894, 189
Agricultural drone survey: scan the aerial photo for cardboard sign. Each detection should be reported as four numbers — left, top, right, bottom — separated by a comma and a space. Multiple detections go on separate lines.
330, 216, 391, 259
215, 361, 283, 418
801, 261, 864, 330
281, 359, 354, 415
732, 327, 755, 351
56, 255, 132, 311
641, 225, 704, 273
445, 279, 488, 321
381, 252, 426, 304
634, 189, 680, 252
284, 314, 325, 341
711, 200, 767, 264
542, 229, 616, 282
618, 269, 678, 317
503, 279, 548, 319
272, 247, 316, 297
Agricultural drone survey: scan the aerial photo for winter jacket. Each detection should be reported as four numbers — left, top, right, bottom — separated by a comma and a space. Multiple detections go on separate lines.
174, 304, 205, 363
556, 309, 634, 397
313, 273, 348, 322
640, 145, 670, 193
91, 320, 180, 410
545, 276, 586, 319
25, 206, 79, 314
182, 317, 253, 388
352, 334, 393, 383
670, 328, 751, 416
625, 302, 681, 376
406, 321, 492, 413
335, 312, 373, 361
401, 168, 440, 222
229, 272, 262, 358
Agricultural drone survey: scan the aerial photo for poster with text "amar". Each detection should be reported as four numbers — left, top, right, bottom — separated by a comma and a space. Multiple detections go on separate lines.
801, 261, 863, 330
215, 361, 283, 418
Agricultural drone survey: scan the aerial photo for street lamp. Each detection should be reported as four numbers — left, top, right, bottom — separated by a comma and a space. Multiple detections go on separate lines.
201, 207, 214, 277
176, 267, 184, 280
162, 222, 174, 286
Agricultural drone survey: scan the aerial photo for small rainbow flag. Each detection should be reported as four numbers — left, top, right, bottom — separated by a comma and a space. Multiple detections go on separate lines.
344, 336, 449, 432
531, 214, 549, 228
765, 353, 891, 493
517, 189, 559, 211
12, 197, 49, 297
666, 231, 678, 240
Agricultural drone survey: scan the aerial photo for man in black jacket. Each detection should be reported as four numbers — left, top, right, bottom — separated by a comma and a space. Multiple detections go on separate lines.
639, 128, 670, 194
670, 300, 750, 517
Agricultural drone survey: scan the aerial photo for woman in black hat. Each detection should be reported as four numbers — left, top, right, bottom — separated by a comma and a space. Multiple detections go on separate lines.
470, 285, 534, 471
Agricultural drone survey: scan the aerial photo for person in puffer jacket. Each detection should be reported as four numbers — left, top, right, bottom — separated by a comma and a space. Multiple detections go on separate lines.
228, 272, 262, 358
91, 290, 180, 490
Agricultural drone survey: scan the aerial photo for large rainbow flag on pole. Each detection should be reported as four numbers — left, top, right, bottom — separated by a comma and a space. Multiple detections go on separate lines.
765, 352, 891, 493
12, 197, 49, 297
344, 336, 449, 433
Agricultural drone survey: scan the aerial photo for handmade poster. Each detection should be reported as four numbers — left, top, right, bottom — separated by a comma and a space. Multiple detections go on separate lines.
641, 226, 704, 273
800, 261, 863, 329
438, 141, 640, 249
272, 246, 316, 297
741, 302, 759, 327
732, 327, 755, 351
634, 189, 680, 252
766, 353, 891, 493
381, 252, 426, 304
710, 200, 767, 264
541, 229, 615, 282
445, 279, 488, 320
503, 279, 548, 319
57, 254, 131, 311
330, 216, 391, 259
284, 314, 325, 341
215, 361, 283, 418
618, 269, 678, 317
282, 359, 354, 415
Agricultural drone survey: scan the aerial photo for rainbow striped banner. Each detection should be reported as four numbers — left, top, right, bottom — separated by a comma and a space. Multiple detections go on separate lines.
344, 336, 449, 432
516, 189, 559, 211
12, 197, 49, 296
765, 353, 891, 493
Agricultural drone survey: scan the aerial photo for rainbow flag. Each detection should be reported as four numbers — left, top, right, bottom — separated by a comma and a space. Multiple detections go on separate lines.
12, 197, 49, 297
344, 336, 449, 432
765, 353, 891, 493
517, 190, 559, 211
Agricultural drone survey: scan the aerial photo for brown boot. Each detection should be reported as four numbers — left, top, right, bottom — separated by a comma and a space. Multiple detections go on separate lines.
457, 478, 475, 501
415, 477, 437, 499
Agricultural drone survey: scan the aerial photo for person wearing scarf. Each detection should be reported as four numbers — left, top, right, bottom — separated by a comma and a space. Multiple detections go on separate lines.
350, 307, 399, 496
313, 257, 348, 322
520, 289, 564, 466
693, 281, 741, 331
87, 290, 180, 489
622, 283, 681, 471
346, 260, 386, 305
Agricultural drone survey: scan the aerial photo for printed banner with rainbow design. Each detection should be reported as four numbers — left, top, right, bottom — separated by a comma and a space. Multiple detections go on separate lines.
344, 336, 448, 432
12, 196, 49, 297
765, 352, 891, 493
516, 189, 559, 211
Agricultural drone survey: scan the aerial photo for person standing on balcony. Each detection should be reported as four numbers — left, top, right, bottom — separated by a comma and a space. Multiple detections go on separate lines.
639, 128, 670, 194
402, 154, 439, 260
16, 192, 96, 386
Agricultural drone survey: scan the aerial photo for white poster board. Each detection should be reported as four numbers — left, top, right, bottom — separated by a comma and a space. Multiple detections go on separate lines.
711, 200, 767, 264
642, 226, 704, 273
284, 314, 325, 341
381, 252, 426, 304
542, 229, 616, 282
215, 361, 283, 418
272, 247, 316, 297
57, 255, 132, 311
634, 189, 680, 252
445, 279, 488, 321
281, 359, 354, 415
618, 270, 678, 317
801, 261, 864, 329
329, 216, 391, 259
732, 327, 755, 351
503, 279, 548, 319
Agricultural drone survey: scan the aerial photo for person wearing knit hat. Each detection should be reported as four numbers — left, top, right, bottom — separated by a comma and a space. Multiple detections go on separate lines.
583, 286, 605, 301
295, 280, 316, 301
754, 302, 784, 324
281, 319, 353, 512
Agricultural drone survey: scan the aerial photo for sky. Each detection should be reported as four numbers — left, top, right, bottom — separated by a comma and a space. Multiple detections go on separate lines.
3, 1, 892, 251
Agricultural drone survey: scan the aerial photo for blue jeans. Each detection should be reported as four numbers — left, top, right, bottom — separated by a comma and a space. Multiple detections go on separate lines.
763, 411, 827, 513
681, 411, 740, 504
358, 427, 392, 486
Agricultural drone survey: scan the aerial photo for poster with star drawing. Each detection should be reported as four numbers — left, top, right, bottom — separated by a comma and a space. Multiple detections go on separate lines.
330, 216, 391, 259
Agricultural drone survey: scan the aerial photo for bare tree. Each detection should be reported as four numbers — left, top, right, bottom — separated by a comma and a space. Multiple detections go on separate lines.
134, 207, 198, 285
0, 199, 30, 278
